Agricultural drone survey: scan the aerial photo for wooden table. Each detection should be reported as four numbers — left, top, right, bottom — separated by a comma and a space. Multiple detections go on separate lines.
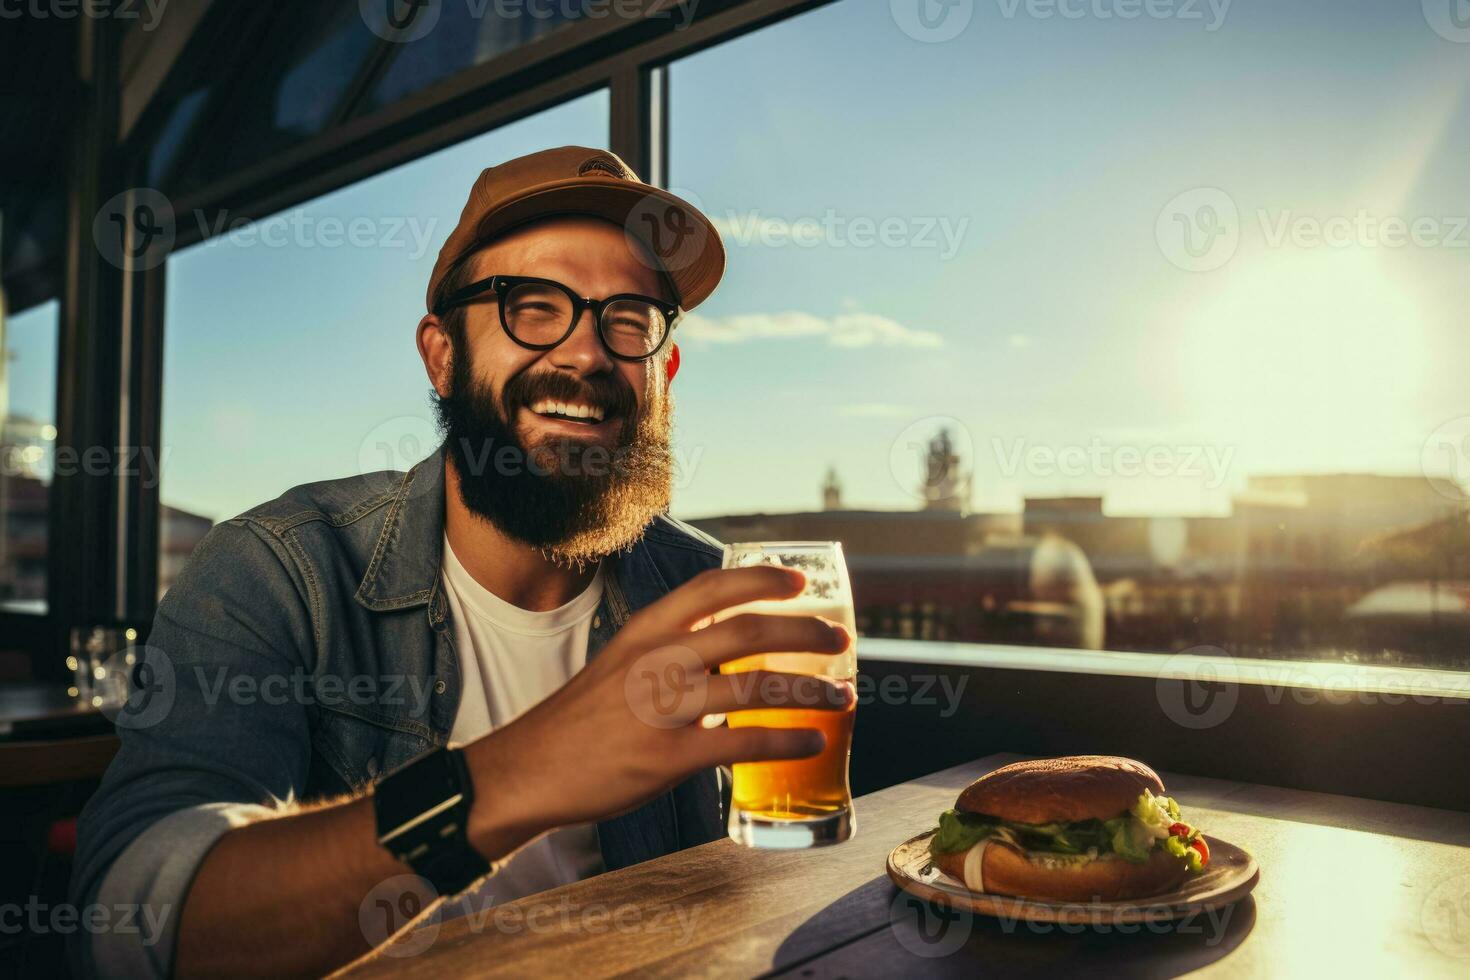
0, 682, 117, 786
0, 734, 119, 787
343, 753, 1470, 978
0, 681, 107, 739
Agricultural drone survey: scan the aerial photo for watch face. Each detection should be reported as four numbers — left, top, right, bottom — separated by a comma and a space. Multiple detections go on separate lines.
377, 750, 464, 835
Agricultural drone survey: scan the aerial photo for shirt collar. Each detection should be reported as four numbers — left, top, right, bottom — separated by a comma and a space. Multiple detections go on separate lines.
354, 446, 447, 611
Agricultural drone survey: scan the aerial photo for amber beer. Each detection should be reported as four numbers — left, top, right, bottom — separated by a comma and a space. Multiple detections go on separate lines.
718, 543, 856, 848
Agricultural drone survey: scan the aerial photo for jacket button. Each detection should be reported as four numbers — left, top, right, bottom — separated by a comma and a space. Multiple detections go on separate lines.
434, 679, 447, 695
366, 758, 378, 777
592, 615, 602, 629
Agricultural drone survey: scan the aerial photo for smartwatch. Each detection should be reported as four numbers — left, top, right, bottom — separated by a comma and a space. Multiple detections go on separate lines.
373, 746, 490, 895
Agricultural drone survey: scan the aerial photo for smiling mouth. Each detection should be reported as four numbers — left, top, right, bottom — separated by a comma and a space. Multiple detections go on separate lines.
527, 399, 608, 425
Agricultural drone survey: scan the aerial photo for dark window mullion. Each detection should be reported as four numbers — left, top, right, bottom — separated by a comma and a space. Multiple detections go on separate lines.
609, 64, 655, 182
153, 7, 295, 198
328, 35, 408, 132
116, 231, 165, 625
50, 14, 125, 681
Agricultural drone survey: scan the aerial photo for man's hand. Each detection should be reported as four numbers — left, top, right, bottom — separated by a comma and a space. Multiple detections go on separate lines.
463, 565, 853, 852
176, 566, 847, 979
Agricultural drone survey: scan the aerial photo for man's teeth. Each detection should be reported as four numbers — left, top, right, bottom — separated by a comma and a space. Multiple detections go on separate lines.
529, 399, 605, 422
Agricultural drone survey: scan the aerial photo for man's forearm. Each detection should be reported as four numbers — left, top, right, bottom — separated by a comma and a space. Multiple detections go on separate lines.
175, 737, 540, 978
176, 797, 410, 978
169, 563, 844, 977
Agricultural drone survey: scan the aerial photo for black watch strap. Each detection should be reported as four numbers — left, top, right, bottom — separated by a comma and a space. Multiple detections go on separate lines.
401, 831, 490, 896
373, 746, 491, 896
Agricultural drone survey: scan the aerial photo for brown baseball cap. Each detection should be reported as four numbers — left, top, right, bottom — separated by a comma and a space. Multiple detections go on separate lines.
425, 145, 725, 314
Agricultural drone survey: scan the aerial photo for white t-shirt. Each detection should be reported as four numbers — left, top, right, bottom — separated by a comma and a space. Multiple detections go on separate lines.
441, 534, 606, 906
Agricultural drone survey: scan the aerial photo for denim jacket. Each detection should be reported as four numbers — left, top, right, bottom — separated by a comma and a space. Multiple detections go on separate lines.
70, 447, 724, 977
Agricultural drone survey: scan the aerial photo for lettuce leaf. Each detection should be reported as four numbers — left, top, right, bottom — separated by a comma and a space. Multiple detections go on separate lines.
1006, 819, 1112, 854
1165, 833, 1205, 872
1131, 789, 1170, 829
930, 809, 999, 855
1106, 815, 1156, 863
931, 792, 1200, 871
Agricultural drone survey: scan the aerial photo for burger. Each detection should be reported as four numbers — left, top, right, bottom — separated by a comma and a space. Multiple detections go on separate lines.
928, 756, 1210, 902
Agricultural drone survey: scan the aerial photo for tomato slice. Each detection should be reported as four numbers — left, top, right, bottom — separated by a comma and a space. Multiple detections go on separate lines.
1190, 837, 1210, 866
1168, 822, 1191, 838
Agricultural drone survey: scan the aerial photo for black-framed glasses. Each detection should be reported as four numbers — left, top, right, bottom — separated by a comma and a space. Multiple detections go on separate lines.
435, 274, 681, 362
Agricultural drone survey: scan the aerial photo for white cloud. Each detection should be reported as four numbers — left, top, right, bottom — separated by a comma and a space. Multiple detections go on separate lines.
680, 311, 942, 349
709, 214, 829, 247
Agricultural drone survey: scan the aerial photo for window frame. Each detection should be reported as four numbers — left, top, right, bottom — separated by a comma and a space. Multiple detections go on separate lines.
111, 0, 836, 634
21, 0, 841, 680
35, 0, 1467, 767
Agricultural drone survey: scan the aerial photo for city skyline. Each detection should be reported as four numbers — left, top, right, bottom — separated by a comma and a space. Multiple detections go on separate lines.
3, 0, 1467, 527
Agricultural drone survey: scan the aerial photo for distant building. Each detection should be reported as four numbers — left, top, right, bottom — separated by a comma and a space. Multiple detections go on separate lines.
157, 505, 214, 599
690, 456, 1468, 667
821, 467, 842, 511
1022, 474, 1466, 666
691, 433, 1105, 650
691, 507, 1105, 651
1345, 506, 1470, 665
0, 468, 46, 611
1, 415, 55, 611
919, 427, 972, 513
0, 468, 214, 607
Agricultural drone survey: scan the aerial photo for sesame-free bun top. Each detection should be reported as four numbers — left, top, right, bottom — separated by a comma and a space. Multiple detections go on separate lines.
956, 756, 1166, 825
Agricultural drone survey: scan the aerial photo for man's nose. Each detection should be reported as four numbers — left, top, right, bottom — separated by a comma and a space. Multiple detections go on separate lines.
548, 307, 614, 375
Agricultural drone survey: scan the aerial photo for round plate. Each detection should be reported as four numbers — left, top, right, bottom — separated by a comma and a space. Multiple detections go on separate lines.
887, 832, 1259, 924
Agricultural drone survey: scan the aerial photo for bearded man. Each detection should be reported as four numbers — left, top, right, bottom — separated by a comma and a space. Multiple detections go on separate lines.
72, 147, 853, 979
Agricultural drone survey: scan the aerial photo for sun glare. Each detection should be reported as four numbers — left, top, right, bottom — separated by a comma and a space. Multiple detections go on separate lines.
1177, 246, 1429, 474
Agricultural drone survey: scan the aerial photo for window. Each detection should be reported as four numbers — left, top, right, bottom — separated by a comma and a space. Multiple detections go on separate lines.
668, 1, 1469, 670
164, 4, 393, 196
158, 90, 609, 598
358, 1, 588, 113
153, 3, 596, 198
1, 300, 58, 613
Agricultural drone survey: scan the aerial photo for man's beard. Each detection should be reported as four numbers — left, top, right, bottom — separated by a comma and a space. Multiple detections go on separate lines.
432, 347, 674, 567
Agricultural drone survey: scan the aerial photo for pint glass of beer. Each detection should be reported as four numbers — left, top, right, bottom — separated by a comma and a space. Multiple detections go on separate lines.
718, 542, 856, 848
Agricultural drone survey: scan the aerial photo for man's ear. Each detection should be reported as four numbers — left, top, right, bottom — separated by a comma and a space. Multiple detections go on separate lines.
665, 342, 680, 383
417, 313, 453, 397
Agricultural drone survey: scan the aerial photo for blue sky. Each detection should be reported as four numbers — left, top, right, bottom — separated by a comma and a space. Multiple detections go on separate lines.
5, 300, 56, 426
667, 0, 1470, 517
47, 0, 1466, 525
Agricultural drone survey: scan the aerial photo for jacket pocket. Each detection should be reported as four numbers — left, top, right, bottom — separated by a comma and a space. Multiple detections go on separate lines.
311, 705, 434, 792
